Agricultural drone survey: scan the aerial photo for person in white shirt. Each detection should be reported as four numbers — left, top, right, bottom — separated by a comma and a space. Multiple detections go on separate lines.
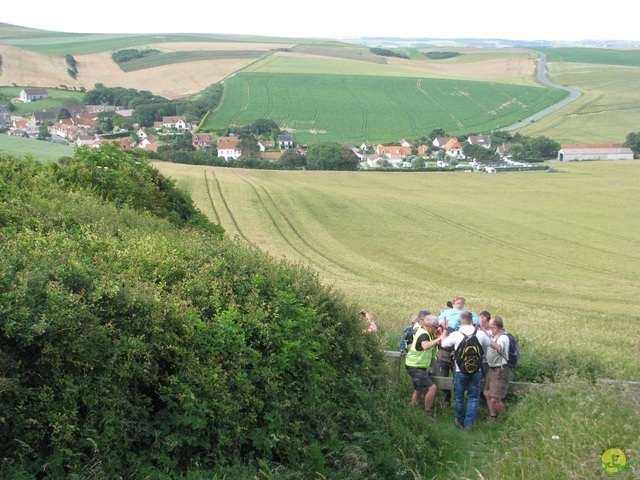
482, 316, 512, 420
440, 311, 490, 430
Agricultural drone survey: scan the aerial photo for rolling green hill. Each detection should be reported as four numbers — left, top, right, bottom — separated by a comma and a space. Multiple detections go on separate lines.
1, 22, 639, 145
206, 72, 567, 143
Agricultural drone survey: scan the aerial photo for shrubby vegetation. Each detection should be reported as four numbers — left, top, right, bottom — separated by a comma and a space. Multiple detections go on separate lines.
112, 48, 161, 64
82, 83, 223, 126
424, 51, 461, 60
0, 146, 438, 478
65, 54, 78, 79
306, 143, 359, 170
369, 48, 410, 59
624, 131, 640, 156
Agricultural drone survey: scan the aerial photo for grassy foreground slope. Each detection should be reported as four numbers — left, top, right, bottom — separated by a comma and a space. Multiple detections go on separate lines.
155, 161, 640, 381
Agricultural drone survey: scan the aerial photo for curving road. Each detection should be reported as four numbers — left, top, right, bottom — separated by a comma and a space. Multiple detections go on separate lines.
501, 51, 581, 131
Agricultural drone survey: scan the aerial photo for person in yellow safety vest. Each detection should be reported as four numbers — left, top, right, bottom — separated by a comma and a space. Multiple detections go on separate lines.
405, 315, 443, 419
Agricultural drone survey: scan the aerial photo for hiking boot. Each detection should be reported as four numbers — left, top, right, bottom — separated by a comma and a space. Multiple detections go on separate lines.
454, 418, 463, 429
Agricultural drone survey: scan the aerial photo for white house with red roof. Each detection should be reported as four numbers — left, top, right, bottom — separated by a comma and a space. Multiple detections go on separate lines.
218, 136, 242, 160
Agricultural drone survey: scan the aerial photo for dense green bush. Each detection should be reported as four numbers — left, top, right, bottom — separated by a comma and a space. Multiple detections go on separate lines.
424, 51, 461, 60
0, 149, 405, 478
369, 48, 410, 60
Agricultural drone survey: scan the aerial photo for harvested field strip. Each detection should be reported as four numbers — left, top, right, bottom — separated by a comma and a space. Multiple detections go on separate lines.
117, 50, 265, 72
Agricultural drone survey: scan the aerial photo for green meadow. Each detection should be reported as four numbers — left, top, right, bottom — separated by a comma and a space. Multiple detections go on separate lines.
0, 135, 74, 160
206, 72, 568, 144
154, 160, 640, 381
538, 47, 640, 66
0, 87, 85, 115
518, 59, 640, 143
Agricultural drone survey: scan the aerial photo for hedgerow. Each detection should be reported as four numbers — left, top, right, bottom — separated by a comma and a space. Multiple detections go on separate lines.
0, 148, 413, 478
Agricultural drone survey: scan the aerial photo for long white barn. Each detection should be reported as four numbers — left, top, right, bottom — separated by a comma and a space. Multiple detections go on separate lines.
557, 143, 634, 161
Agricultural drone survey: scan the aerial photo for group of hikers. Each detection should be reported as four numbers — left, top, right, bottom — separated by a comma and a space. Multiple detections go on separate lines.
363, 296, 518, 431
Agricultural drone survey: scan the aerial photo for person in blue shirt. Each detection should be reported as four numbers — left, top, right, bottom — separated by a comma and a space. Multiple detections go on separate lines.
436, 297, 479, 406
438, 296, 480, 332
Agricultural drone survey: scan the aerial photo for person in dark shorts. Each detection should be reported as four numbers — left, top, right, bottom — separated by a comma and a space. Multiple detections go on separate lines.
405, 315, 442, 418
483, 316, 513, 420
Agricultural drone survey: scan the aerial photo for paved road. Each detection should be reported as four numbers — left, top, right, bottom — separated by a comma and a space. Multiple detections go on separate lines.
501, 51, 581, 131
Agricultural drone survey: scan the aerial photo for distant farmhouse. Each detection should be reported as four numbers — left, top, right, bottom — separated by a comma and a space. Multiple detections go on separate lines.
557, 143, 634, 161
279, 134, 294, 150
218, 136, 242, 160
20, 88, 48, 103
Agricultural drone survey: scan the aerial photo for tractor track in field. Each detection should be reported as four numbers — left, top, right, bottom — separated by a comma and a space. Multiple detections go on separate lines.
203, 169, 221, 224
230, 169, 359, 276
204, 168, 250, 242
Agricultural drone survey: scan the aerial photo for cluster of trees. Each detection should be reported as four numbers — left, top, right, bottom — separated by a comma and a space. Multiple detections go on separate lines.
82, 83, 223, 127
111, 48, 160, 64
65, 54, 77, 79
0, 144, 416, 478
424, 51, 462, 60
370, 47, 410, 59
624, 131, 640, 156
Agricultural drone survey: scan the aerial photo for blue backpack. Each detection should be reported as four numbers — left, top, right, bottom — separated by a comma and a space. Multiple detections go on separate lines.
399, 325, 414, 353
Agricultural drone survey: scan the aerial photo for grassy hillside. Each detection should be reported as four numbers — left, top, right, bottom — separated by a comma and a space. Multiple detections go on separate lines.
206, 72, 567, 143
518, 59, 640, 143
154, 161, 640, 381
2, 145, 638, 478
1, 22, 639, 144
0, 135, 74, 160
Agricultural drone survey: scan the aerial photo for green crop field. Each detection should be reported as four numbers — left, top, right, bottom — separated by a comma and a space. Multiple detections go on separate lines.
518, 60, 640, 143
154, 160, 640, 381
0, 135, 74, 160
205, 72, 567, 144
538, 47, 640, 66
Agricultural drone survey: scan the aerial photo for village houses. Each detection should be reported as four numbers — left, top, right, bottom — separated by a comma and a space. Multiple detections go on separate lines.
217, 136, 242, 160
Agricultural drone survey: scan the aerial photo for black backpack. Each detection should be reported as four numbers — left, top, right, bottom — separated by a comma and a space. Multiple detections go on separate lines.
454, 331, 484, 375
499, 331, 520, 368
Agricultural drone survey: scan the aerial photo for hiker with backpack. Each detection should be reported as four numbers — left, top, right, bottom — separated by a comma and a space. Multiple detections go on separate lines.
436, 297, 479, 407
399, 309, 431, 353
404, 315, 442, 420
483, 316, 514, 421
440, 311, 491, 431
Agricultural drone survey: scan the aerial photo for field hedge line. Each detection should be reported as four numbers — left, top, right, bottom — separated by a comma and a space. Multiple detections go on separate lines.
0, 146, 396, 478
